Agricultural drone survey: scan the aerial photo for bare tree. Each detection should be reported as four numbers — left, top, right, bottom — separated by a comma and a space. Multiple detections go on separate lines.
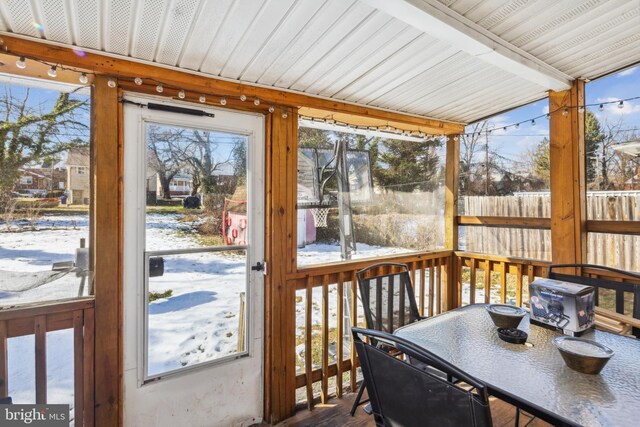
0, 88, 88, 211
146, 125, 186, 199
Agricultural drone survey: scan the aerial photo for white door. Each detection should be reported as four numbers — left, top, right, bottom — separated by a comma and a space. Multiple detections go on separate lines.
122, 95, 264, 426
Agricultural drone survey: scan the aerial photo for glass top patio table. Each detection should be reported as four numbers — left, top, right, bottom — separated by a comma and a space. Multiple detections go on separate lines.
394, 304, 640, 427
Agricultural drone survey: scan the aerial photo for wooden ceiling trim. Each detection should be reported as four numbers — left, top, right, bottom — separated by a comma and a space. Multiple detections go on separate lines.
0, 35, 465, 134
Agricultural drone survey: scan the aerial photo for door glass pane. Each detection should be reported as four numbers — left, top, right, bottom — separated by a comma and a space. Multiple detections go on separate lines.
144, 122, 250, 379
146, 250, 248, 377
145, 123, 248, 250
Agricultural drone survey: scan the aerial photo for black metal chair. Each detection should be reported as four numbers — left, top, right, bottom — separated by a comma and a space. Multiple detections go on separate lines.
548, 263, 640, 337
350, 262, 426, 416
352, 327, 493, 427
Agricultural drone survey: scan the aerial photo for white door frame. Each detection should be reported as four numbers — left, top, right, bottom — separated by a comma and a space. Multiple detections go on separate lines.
122, 94, 265, 427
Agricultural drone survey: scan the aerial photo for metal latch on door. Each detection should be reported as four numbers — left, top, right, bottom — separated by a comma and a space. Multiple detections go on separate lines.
251, 261, 267, 275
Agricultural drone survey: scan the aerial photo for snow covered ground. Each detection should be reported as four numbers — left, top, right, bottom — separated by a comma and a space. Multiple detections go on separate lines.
0, 213, 248, 421
0, 212, 415, 420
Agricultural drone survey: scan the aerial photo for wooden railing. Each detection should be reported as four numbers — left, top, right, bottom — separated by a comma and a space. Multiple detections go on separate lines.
0, 298, 95, 426
288, 250, 452, 409
455, 252, 550, 307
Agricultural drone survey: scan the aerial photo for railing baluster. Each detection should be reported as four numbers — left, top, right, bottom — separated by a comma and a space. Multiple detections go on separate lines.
74, 310, 84, 427
420, 261, 426, 316
516, 265, 523, 307
336, 273, 343, 398
321, 275, 329, 404
469, 259, 477, 305
500, 262, 507, 303
0, 320, 7, 399
457, 258, 463, 308
35, 315, 47, 404
484, 260, 491, 304
436, 259, 442, 314
83, 308, 95, 427
304, 276, 314, 409
428, 260, 434, 317
350, 271, 358, 393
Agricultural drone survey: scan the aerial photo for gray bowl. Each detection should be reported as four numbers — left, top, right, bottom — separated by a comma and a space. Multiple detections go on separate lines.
486, 304, 526, 329
553, 336, 614, 374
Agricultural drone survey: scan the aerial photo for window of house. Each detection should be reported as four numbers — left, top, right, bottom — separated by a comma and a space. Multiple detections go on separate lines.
296, 125, 445, 267
76, 166, 87, 175
0, 76, 91, 307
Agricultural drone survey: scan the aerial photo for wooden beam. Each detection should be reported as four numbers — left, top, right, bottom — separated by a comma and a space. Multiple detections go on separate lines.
443, 135, 459, 309
264, 108, 297, 423
587, 220, 640, 235
0, 35, 464, 135
361, 0, 572, 91
445, 135, 459, 250
92, 76, 120, 426
549, 80, 586, 267
457, 216, 551, 229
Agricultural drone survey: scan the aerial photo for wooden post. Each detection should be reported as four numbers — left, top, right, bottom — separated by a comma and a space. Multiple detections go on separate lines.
549, 80, 586, 268
92, 76, 121, 426
264, 108, 297, 423
443, 134, 460, 310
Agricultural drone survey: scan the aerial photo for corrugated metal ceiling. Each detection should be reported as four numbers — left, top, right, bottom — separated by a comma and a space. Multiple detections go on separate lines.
0, 0, 638, 124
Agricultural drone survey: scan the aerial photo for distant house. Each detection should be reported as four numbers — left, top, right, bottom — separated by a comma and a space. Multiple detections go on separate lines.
167, 174, 193, 197
66, 148, 90, 204
15, 167, 66, 197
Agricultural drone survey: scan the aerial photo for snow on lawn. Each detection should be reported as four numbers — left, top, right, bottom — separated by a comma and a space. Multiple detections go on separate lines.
0, 212, 247, 418
297, 242, 412, 267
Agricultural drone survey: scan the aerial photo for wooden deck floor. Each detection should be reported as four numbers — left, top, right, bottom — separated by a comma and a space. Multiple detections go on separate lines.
255, 392, 553, 427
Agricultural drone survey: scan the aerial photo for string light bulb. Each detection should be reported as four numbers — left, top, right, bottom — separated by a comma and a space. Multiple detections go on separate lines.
240, 95, 247, 102
79, 73, 88, 84
156, 84, 163, 93
254, 98, 260, 106
599, 104, 604, 111
107, 78, 117, 88
515, 123, 519, 129
47, 66, 57, 78
282, 112, 288, 119
199, 95, 206, 103
618, 100, 624, 109
268, 106, 275, 113
16, 56, 26, 69
546, 113, 550, 120
562, 107, 569, 116
531, 119, 536, 126
578, 105, 585, 113
220, 97, 227, 106
134, 77, 143, 86
178, 89, 186, 99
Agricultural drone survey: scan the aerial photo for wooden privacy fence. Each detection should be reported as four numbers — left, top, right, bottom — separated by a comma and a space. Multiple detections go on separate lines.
0, 298, 94, 427
288, 250, 451, 409
461, 192, 640, 270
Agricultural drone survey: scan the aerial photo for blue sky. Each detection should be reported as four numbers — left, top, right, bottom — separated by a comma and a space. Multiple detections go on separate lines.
468, 65, 640, 158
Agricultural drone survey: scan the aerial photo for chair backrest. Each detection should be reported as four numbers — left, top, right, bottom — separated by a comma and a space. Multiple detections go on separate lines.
357, 263, 421, 335
352, 327, 492, 427
548, 263, 640, 337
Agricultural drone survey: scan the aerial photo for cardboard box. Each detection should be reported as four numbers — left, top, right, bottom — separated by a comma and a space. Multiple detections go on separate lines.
529, 278, 595, 335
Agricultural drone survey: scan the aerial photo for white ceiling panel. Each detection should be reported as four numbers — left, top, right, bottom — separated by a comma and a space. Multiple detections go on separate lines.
0, 0, 638, 125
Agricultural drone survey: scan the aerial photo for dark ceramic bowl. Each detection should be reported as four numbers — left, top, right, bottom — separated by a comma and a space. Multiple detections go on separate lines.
553, 336, 614, 374
497, 327, 528, 344
486, 304, 527, 329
